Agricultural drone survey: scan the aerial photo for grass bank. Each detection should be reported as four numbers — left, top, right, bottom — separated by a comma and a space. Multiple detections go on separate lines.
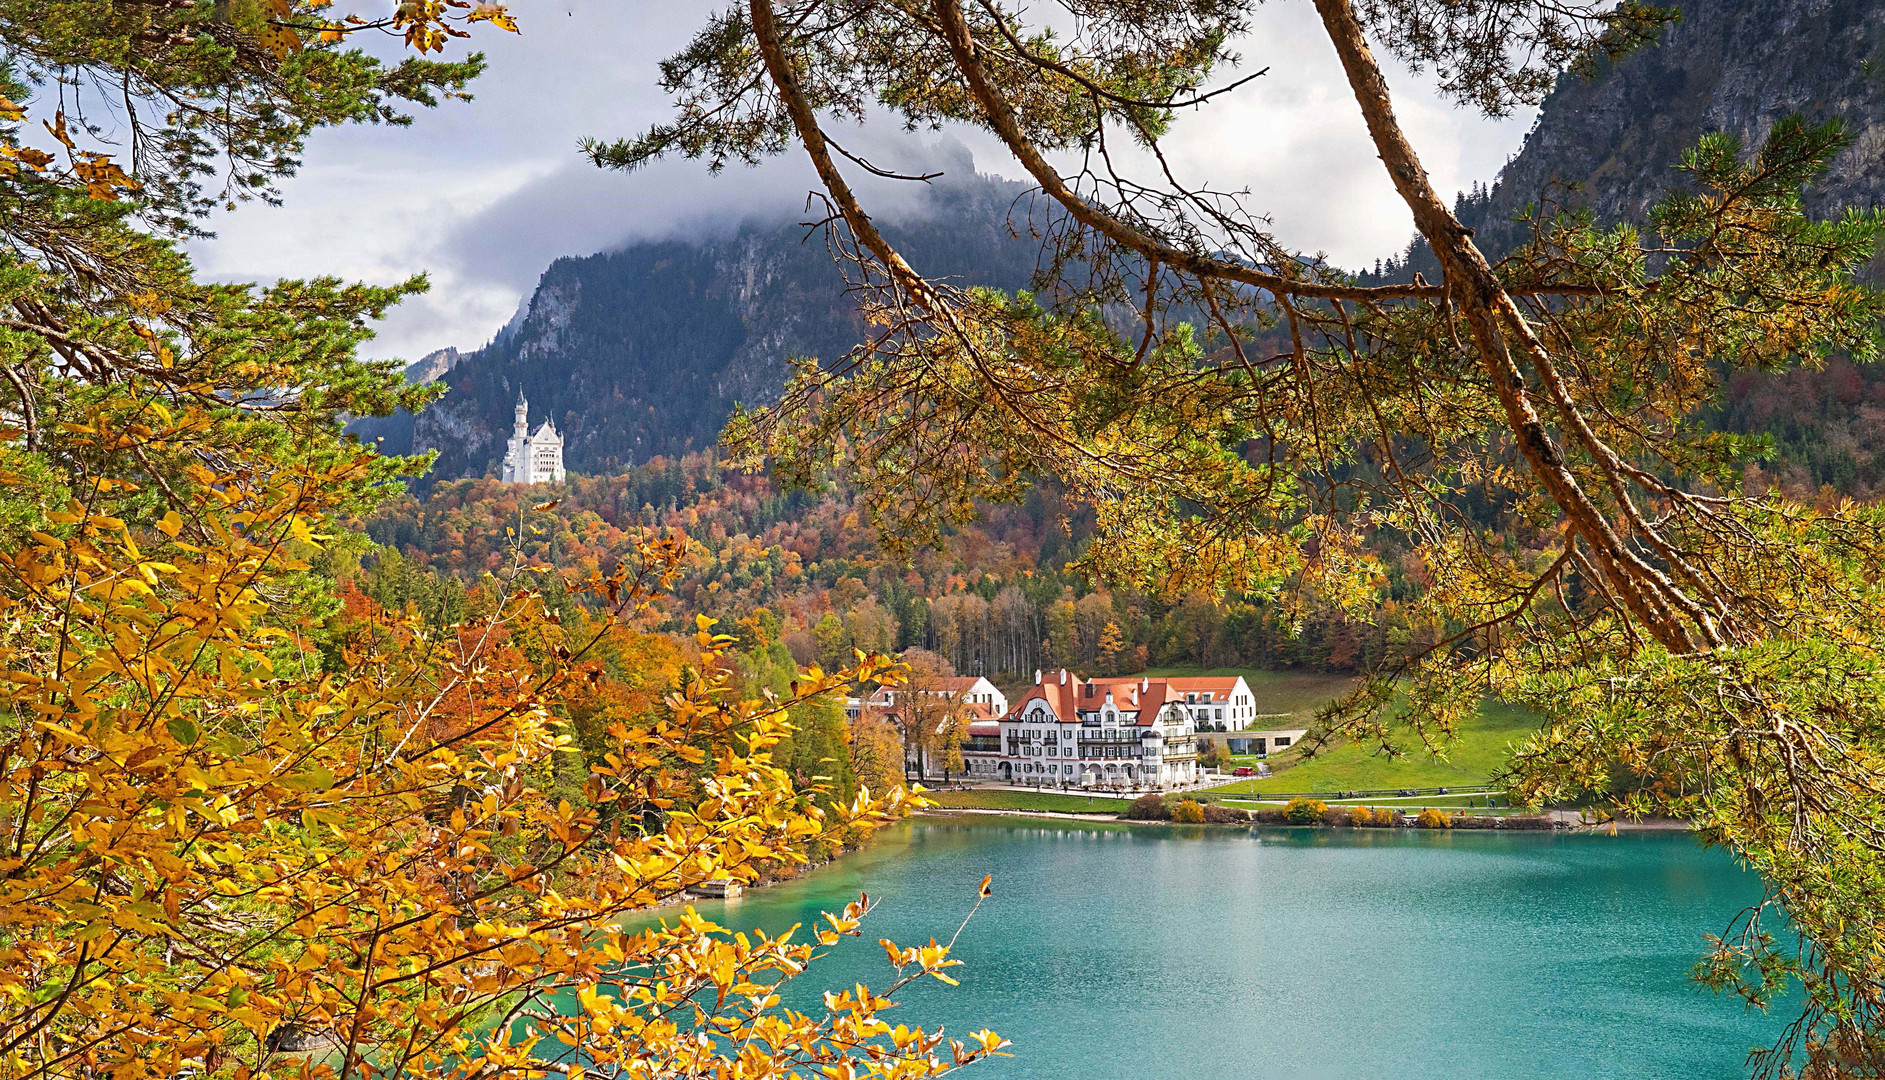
922, 789, 1131, 814
1210, 702, 1538, 795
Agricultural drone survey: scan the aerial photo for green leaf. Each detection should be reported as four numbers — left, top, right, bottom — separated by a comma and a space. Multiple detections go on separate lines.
165, 716, 200, 746
284, 763, 336, 793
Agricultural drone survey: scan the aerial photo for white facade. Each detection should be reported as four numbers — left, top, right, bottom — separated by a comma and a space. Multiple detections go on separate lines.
958, 671, 1234, 791
1165, 676, 1258, 732
501, 393, 566, 484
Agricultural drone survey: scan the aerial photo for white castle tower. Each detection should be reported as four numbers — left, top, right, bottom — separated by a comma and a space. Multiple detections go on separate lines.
501, 391, 566, 484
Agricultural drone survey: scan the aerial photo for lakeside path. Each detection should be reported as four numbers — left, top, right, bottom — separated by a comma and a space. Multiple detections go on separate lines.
919, 807, 1125, 823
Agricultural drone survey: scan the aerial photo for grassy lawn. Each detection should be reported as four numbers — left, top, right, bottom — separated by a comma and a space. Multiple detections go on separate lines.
1139, 667, 1358, 727
1217, 791, 1516, 809
1208, 702, 1538, 795
922, 790, 1131, 814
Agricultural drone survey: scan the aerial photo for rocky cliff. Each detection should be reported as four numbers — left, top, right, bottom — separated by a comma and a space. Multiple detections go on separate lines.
1420, 0, 1884, 263
1368, 0, 1885, 494
402, 346, 463, 385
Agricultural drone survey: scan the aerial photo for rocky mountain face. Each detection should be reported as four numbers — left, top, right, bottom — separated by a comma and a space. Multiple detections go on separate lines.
1374, 0, 1885, 495
402, 347, 463, 385
358, 171, 1038, 483
1411, 0, 1885, 264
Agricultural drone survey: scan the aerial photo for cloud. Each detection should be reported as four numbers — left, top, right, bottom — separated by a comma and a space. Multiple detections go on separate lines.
185, 0, 1535, 361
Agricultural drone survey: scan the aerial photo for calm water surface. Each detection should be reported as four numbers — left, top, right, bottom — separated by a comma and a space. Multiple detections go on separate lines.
661, 818, 1783, 1080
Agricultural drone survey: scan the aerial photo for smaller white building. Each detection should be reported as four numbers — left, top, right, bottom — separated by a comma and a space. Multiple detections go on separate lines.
844, 675, 1008, 779
501, 392, 566, 484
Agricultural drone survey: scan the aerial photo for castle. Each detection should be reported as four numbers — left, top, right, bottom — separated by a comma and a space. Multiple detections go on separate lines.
501, 393, 566, 484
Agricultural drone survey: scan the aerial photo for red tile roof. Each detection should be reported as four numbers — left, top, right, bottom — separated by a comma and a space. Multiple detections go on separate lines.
1002, 673, 1210, 726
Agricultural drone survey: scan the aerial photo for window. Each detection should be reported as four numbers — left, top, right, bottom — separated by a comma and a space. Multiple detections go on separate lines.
1276, 737, 1292, 748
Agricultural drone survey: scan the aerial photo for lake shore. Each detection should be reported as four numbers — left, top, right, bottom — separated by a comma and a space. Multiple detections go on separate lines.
644, 804, 1696, 920
918, 806, 1694, 832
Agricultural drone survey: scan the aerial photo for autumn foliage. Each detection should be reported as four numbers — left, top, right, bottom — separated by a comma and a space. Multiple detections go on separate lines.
0, 6, 1004, 1078
0, 404, 1014, 1079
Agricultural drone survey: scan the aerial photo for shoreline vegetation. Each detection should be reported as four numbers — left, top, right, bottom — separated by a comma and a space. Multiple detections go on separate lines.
915, 797, 1693, 832
922, 806, 1692, 831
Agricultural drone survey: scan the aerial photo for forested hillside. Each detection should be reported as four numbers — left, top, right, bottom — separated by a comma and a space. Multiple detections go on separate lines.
353, 0, 1885, 682
354, 168, 1040, 481
358, 456, 1406, 688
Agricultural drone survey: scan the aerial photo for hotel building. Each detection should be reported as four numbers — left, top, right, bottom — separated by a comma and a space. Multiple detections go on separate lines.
961, 670, 1269, 789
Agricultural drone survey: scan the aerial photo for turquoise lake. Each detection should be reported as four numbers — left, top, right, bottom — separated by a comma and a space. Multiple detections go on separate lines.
658, 818, 1787, 1080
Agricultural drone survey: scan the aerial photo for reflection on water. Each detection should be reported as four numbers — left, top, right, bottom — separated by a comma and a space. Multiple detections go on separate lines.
647, 819, 1783, 1080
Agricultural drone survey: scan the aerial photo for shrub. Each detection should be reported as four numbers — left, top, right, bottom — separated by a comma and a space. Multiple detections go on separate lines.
1253, 807, 1290, 824
1171, 799, 1206, 823
1202, 803, 1250, 823
1347, 806, 1375, 827
1416, 807, 1452, 829
1123, 793, 1169, 821
1285, 796, 1329, 824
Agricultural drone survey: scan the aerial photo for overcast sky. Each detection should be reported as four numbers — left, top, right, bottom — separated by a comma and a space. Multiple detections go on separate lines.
186, 0, 1538, 362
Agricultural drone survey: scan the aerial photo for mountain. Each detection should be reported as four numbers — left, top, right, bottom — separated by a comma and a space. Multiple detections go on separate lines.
403, 346, 463, 385
372, 0, 1885, 489
1371, 0, 1885, 495
355, 168, 1039, 482
1385, 0, 1884, 271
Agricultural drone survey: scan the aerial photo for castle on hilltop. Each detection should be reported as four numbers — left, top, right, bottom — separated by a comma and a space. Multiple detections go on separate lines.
501, 393, 566, 484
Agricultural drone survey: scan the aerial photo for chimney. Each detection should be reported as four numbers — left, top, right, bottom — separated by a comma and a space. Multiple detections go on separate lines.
1059, 669, 1067, 685
1035, 669, 1042, 684
1141, 677, 1149, 692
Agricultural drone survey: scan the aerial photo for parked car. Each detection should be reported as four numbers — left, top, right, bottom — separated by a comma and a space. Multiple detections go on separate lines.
1233, 766, 1255, 777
